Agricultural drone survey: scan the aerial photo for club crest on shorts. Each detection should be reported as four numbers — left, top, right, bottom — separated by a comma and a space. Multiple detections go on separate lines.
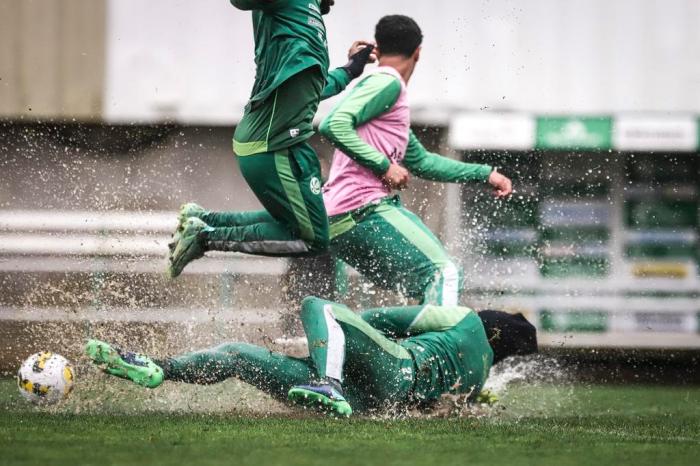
310, 177, 321, 195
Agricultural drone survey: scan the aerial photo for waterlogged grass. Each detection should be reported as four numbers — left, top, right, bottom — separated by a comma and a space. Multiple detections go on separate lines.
1, 379, 699, 466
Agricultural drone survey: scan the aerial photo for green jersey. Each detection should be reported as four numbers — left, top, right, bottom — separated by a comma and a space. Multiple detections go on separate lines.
361, 305, 494, 402
233, 0, 330, 105
231, 0, 351, 156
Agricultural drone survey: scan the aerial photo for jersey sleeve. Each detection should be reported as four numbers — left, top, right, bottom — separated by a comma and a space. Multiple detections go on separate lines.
403, 130, 493, 182
318, 73, 402, 176
361, 304, 475, 338
230, 0, 287, 11
320, 67, 352, 100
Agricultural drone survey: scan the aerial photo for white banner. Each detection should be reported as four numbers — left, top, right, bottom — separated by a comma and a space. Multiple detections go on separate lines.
448, 112, 535, 150
613, 115, 698, 151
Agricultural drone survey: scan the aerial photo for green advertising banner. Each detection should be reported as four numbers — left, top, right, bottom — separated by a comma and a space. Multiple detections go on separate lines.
625, 200, 698, 229
536, 117, 613, 150
539, 310, 608, 332
539, 310, 699, 334
539, 257, 610, 278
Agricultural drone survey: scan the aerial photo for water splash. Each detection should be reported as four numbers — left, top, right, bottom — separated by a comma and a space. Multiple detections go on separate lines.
484, 354, 571, 395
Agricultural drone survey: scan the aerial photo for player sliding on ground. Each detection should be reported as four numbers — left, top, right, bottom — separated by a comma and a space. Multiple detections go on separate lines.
86, 297, 537, 416
320, 15, 513, 305
168, 0, 375, 277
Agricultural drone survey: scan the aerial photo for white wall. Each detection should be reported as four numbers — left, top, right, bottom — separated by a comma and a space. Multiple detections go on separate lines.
105, 0, 700, 124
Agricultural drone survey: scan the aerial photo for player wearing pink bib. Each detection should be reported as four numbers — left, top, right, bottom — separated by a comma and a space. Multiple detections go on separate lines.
320, 15, 512, 305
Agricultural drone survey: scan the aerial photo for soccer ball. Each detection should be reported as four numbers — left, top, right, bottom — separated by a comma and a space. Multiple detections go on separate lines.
16, 352, 75, 405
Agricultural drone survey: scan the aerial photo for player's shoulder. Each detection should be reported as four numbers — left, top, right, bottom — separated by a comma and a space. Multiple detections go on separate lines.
369, 66, 403, 83
355, 69, 403, 95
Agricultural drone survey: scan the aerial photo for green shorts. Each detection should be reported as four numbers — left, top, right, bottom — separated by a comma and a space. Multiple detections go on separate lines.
329, 196, 463, 304
203, 142, 329, 256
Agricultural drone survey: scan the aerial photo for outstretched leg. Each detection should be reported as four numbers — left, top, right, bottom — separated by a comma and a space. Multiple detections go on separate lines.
168, 143, 330, 277
86, 339, 313, 402
206, 144, 329, 256
159, 342, 314, 400
179, 203, 275, 229
166, 206, 274, 272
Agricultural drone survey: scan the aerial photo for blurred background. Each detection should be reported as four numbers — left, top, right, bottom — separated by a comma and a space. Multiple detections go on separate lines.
0, 0, 698, 375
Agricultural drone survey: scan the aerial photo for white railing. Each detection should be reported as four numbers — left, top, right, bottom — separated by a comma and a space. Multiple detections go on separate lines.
0, 210, 287, 274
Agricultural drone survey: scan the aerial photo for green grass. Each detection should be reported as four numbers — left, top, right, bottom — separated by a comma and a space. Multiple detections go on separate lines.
1, 378, 699, 466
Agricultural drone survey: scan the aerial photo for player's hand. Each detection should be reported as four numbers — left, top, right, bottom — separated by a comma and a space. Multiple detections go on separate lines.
347, 40, 377, 63
382, 164, 410, 190
488, 169, 512, 198
342, 41, 376, 79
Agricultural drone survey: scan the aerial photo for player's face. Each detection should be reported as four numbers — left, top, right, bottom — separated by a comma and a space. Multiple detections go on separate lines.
320, 0, 334, 15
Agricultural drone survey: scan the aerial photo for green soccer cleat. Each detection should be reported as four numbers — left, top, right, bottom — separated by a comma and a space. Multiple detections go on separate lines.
168, 203, 208, 255
85, 339, 164, 388
167, 217, 209, 278
177, 203, 207, 232
288, 384, 353, 417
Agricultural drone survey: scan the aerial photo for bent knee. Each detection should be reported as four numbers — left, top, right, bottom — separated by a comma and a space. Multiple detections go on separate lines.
300, 296, 328, 317
437, 260, 462, 280
423, 261, 463, 305
445, 262, 464, 281
439, 262, 463, 303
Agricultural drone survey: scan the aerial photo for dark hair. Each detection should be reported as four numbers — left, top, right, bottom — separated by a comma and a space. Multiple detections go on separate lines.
375, 15, 423, 58
478, 310, 538, 365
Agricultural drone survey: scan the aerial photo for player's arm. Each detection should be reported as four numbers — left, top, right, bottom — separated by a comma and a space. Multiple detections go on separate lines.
230, 0, 287, 11
361, 305, 474, 338
403, 131, 513, 197
321, 68, 353, 100
403, 130, 492, 182
321, 43, 375, 100
319, 73, 401, 175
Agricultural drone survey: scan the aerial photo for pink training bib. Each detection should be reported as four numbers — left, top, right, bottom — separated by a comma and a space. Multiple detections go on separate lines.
323, 66, 410, 217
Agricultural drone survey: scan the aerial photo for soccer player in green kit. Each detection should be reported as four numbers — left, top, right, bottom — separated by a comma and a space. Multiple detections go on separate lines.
85, 298, 537, 416
168, 0, 375, 277
319, 15, 514, 306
